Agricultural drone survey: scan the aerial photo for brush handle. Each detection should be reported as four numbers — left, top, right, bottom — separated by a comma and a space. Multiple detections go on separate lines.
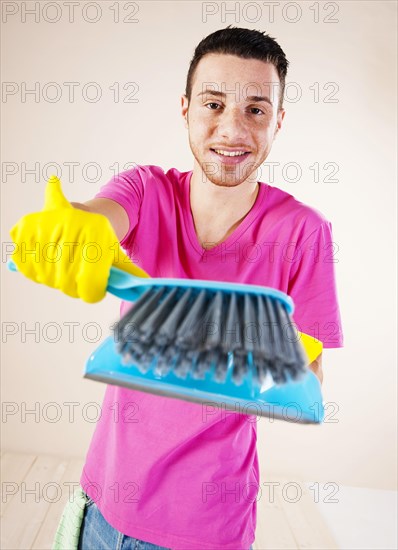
7, 259, 294, 312
7, 260, 18, 273
6, 259, 144, 301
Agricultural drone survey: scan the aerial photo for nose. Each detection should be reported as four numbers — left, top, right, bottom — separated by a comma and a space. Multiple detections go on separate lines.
216, 106, 249, 144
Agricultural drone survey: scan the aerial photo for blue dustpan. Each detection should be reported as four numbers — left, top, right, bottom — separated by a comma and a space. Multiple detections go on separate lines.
85, 335, 324, 423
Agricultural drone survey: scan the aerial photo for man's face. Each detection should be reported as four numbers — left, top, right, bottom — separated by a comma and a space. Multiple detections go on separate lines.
181, 53, 285, 188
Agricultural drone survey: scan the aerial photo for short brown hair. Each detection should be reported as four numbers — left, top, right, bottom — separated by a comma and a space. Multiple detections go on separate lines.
185, 26, 289, 110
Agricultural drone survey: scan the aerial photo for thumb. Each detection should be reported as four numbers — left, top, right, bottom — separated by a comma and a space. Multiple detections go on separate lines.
43, 175, 72, 211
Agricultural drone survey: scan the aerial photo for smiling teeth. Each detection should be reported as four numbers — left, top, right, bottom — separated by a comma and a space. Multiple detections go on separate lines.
214, 149, 247, 157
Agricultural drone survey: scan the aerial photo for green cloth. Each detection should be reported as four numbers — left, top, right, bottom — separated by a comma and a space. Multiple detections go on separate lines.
52, 487, 87, 549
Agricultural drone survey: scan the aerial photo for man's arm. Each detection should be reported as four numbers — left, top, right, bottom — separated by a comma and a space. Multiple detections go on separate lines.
70, 198, 129, 243
308, 353, 323, 384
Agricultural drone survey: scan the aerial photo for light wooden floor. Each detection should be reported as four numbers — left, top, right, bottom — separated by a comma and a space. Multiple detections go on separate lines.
1, 451, 338, 549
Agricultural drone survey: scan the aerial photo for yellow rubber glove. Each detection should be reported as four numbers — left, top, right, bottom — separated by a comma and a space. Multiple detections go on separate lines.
9, 175, 149, 303
299, 331, 323, 365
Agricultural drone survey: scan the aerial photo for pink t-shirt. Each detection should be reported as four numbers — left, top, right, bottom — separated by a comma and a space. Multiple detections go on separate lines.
80, 165, 343, 550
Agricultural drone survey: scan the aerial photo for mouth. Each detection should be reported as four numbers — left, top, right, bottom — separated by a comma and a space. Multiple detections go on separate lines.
210, 148, 251, 165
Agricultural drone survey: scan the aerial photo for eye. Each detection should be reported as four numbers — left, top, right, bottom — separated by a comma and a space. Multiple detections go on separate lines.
205, 102, 221, 110
250, 107, 265, 115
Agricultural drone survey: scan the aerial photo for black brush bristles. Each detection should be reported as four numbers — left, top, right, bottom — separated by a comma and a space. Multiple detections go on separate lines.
113, 286, 307, 387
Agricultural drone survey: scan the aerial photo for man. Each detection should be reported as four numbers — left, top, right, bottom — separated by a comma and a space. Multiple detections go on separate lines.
11, 26, 343, 550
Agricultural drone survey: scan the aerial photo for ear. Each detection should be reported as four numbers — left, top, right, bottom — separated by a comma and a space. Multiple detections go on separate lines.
181, 94, 189, 128
274, 108, 285, 139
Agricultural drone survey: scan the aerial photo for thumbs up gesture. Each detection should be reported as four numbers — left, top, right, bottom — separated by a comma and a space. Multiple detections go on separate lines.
9, 176, 143, 303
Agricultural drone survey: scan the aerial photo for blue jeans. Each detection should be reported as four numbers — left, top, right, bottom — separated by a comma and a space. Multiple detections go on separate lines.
78, 497, 253, 550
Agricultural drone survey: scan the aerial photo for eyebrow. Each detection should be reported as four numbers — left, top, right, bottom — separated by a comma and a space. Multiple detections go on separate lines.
197, 89, 273, 106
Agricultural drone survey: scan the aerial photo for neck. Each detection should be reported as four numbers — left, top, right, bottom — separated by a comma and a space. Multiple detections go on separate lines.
190, 161, 259, 218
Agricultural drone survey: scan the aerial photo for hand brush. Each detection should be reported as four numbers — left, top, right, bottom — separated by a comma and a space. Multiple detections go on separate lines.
89, 266, 325, 424
8, 261, 324, 423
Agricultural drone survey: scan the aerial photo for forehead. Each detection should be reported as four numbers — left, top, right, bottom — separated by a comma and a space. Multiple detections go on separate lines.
192, 53, 280, 101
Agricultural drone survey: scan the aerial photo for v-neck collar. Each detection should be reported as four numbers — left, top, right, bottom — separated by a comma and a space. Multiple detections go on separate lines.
182, 170, 267, 256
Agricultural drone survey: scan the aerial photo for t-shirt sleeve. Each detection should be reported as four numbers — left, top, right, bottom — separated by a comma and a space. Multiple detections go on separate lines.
287, 220, 344, 348
94, 167, 144, 248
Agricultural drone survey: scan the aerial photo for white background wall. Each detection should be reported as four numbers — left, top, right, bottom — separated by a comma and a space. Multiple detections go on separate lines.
1, 1, 397, 491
